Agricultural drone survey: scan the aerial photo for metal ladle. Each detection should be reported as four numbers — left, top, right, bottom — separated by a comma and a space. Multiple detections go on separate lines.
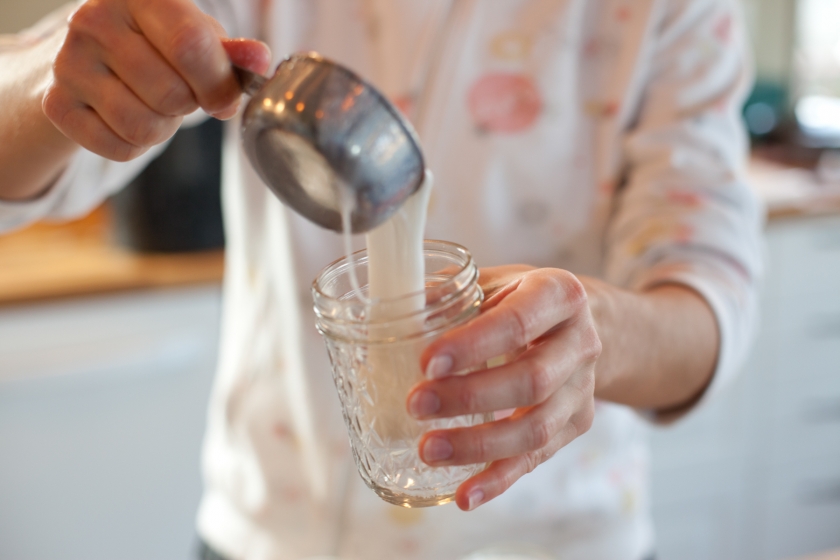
234, 53, 426, 233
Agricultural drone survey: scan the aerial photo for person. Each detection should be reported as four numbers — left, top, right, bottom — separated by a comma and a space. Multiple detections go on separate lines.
0, 0, 763, 558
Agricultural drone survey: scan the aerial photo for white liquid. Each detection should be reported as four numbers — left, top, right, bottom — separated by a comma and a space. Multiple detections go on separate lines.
339, 187, 372, 305
340, 171, 433, 440
338, 171, 433, 313
365, 171, 432, 320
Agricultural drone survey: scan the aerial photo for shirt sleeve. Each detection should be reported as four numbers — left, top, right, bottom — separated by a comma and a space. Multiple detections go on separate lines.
0, 144, 172, 233
604, 0, 765, 420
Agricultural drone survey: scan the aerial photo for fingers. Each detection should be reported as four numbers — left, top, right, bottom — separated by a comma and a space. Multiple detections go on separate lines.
87, 72, 182, 148
129, 0, 241, 117
477, 265, 534, 301
43, 85, 148, 162
419, 374, 597, 513
408, 330, 587, 419
222, 38, 272, 75
67, 1, 198, 117
417, 371, 594, 469
422, 269, 589, 379
47, 31, 181, 158
454, 437, 569, 511
100, 31, 199, 116
411, 268, 602, 511
455, 404, 590, 511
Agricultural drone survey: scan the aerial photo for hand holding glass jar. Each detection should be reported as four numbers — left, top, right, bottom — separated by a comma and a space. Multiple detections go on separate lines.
315, 258, 603, 511
407, 265, 602, 512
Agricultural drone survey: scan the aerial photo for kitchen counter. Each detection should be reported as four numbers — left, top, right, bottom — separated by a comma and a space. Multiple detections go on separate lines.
792, 551, 840, 560
749, 157, 840, 221
0, 204, 224, 305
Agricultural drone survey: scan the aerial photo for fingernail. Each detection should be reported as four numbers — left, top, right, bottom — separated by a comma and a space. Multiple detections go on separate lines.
211, 102, 240, 120
467, 488, 485, 510
408, 390, 440, 418
426, 355, 453, 379
210, 111, 234, 121
422, 436, 453, 463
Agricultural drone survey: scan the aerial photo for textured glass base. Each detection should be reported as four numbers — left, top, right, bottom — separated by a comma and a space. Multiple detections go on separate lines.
327, 334, 490, 507
373, 487, 456, 508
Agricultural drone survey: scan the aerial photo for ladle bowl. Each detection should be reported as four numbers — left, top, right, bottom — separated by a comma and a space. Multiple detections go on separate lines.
238, 53, 425, 233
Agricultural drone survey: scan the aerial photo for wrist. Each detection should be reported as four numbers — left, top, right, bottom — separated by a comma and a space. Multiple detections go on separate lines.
0, 23, 78, 201
578, 276, 624, 397
585, 277, 719, 410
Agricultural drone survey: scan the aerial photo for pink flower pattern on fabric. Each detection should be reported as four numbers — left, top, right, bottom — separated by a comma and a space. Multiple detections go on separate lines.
391, 94, 415, 119
666, 190, 705, 208
715, 13, 733, 44
467, 73, 543, 134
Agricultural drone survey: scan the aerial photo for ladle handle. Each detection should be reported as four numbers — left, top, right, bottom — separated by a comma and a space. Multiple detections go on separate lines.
233, 64, 268, 97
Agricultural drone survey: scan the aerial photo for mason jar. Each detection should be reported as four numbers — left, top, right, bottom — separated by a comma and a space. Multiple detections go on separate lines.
312, 240, 490, 508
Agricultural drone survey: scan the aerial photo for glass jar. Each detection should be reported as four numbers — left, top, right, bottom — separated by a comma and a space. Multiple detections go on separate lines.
312, 240, 490, 508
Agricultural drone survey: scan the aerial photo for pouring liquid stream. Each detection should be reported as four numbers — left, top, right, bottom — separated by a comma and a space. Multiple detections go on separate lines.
339, 171, 434, 440
339, 187, 372, 306
339, 171, 433, 313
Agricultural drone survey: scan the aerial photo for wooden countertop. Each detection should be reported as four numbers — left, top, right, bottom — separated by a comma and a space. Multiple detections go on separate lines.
749, 157, 840, 221
0, 204, 224, 306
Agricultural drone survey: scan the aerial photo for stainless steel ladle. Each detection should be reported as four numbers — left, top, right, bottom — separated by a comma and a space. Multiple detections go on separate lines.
234, 53, 426, 233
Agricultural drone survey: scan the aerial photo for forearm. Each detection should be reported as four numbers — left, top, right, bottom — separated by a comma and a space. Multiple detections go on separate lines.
584, 277, 719, 411
0, 23, 79, 201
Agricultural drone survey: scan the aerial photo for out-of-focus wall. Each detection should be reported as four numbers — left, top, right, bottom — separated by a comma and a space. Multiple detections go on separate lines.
742, 0, 797, 88
0, 0, 71, 34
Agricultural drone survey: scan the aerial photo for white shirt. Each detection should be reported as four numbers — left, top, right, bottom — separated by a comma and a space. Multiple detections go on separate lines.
0, 1, 764, 558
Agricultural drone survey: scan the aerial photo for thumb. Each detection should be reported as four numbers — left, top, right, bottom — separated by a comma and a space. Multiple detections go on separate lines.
222, 38, 273, 75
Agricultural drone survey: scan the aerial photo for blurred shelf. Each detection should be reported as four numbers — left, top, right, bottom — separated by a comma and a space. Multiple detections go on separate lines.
0, 204, 224, 306
750, 156, 840, 221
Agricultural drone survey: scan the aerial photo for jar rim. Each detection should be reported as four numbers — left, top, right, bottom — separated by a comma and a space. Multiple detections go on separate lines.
311, 239, 477, 327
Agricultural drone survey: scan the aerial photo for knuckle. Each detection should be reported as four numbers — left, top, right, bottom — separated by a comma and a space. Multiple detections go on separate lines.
156, 80, 197, 115
527, 414, 555, 450
523, 451, 542, 475
107, 140, 143, 162
577, 368, 596, 399
68, 3, 106, 37
169, 22, 215, 72
457, 383, 481, 414
52, 50, 80, 86
508, 305, 536, 347
119, 112, 164, 147
110, 145, 132, 162
500, 463, 522, 490
567, 368, 595, 412
535, 269, 566, 300
41, 86, 67, 124
540, 268, 587, 312
559, 271, 588, 311
525, 359, 554, 403
581, 327, 602, 363
570, 404, 595, 438
471, 431, 491, 462
42, 88, 81, 139
60, 27, 87, 58
113, 103, 180, 147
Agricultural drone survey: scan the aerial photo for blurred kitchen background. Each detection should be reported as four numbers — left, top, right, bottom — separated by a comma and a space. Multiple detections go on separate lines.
1, 1, 840, 559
